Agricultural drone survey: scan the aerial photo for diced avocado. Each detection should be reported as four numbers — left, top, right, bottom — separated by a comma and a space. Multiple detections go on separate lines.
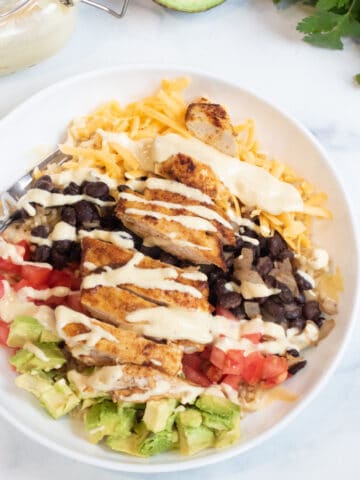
84, 400, 136, 444
10, 343, 66, 373
7, 316, 59, 348
177, 408, 202, 428
195, 394, 240, 431
214, 421, 240, 449
15, 373, 80, 419
154, 0, 225, 13
107, 421, 176, 457
175, 419, 215, 455
143, 399, 177, 433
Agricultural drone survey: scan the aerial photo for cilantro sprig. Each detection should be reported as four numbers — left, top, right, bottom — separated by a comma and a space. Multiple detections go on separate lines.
274, 0, 360, 82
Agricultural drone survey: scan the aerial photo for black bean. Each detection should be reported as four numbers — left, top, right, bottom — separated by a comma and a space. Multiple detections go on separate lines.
256, 256, 274, 278
74, 201, 100, 226
99, 194, 115, 202
231, 304, 245, 319
69, 242, 82, 262
83, 181, 109, 199
51, 187, 61, 194
295, 291, 306, 304
295, 272, 313, 291
290, 317, 306, 330
159, 251, 178, 266
267, 231, 287, 259
214, 278, 228, 297
63, 182, 81, 195
117, 185, 128, 192
32, 245, 51, 263
100, 215, 123, 231
277, 249, 294, 261
53, 240, 72, 254
139, 245, 162, 259
284, 303, 302, 320
225, 253, 235, 269
31, 225, 49, 238
288, 360, 307, 375
263, 299, 285, 321
218, 291, 242, 309
61, 206, 77, 226
302, 301, 321, 321
277, 282, 294, 304
287, 348, 300, 357
50, 249, 67, 270
33, 175, 53, 191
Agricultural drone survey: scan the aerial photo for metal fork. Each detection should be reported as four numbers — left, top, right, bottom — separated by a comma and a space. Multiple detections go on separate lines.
0, 149, 70, 233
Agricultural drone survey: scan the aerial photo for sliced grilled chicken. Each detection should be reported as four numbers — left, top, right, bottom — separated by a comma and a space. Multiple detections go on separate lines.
68, 364, 204, 404
155, 153, 231, 208
116, 206, 225, 269
185, 101, 238, 157
55, 306, 182, 376
80, 237, 211, 312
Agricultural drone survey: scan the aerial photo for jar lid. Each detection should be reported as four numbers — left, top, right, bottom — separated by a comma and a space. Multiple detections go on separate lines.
0, 0, 31, 17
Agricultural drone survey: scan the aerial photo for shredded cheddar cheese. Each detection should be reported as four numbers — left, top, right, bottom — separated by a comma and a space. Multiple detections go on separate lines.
39, 77, 331, 254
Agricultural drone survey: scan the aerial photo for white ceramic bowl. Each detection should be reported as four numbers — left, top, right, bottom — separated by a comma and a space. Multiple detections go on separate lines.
0, 66, 358, 473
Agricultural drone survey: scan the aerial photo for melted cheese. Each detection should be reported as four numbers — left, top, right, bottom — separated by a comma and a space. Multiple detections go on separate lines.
55, 306, 117, 357
82, 252, 203, 298
152, 134, 304, 215
145, 177, 213, 205
18, 189, 115, 216
120, 192, 232, 229
125, 208, 217, 232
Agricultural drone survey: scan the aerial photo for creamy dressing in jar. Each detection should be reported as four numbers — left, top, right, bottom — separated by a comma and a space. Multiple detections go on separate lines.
0, 0, 78, 75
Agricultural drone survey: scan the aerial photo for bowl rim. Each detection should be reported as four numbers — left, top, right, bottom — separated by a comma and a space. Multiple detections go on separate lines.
0, 64, 359, 473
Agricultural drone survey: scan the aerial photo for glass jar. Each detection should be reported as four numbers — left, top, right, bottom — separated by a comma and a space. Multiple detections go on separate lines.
0, 0, 130, 76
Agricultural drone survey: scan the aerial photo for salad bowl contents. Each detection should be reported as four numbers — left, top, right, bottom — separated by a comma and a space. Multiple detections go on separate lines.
0, 75, 346, 462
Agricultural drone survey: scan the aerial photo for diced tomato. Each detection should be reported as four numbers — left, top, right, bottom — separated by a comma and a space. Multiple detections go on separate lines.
38, 296, 66, 307
223, 374, 242, 390
70, 275, 82, 290
16, 240, 30, 260
65, 292, 85, 313
263, 371, 289, 388
223, 349, 245, 375
182, 353, 202, 370
262, 355, 288, 381
210, 346, 226, 369
242, 352, 265, 385
203, 364, 224, 383
21, 265, 52, 288
183, 364, 211, 387
0, 320, 10, 347
0, 258, 21, 274
48, 270, 73, 289
199, 345, 212, 361
216, 306, 237, 321
242, 333, 262, 344
0, 281, 4, 300
14, 279, 32, 291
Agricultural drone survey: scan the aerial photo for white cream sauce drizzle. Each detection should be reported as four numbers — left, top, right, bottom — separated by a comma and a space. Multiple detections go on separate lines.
0, 281, 56, 333
125, 307, 319, 355
120, 192, 232, 229
32, 222, 77, 247
68, 365, 204, 404
18, 189, 115, 217
17, 286, 71, 301
23, 342, 49, 362
180, 271, 207, 281
55, 306, 117, 357
50, 167, 118, 190
152, 134, 304, 215
82, 252, 203, 298
125, 208, 217, 232
240, 235, 260, 246
78, 230, 134, 250
145, 177, 213, 205
142, 235, 211, 252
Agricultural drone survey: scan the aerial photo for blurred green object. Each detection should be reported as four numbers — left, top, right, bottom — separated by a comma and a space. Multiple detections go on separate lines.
154, 0, 225, 12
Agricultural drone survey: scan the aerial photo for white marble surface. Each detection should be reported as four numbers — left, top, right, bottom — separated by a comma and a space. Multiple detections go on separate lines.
0, 0, 360, 478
